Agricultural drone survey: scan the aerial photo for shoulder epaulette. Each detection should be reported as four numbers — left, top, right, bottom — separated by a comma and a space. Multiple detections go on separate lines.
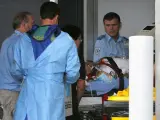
122, 36, 129, 41
97, 35, 105, 40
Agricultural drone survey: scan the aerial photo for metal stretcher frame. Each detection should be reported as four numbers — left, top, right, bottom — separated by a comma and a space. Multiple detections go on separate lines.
103, 95, 156, 120
79, 90, 156, 120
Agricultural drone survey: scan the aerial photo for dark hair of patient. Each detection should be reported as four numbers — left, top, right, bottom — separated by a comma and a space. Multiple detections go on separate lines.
62, 25, 82, 41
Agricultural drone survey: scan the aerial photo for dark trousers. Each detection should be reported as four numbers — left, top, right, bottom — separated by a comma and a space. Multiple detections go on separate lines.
66, 82, 81, 120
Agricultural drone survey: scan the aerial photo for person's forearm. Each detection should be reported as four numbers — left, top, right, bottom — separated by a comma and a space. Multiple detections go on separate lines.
77, 88, 85, 104
77, 79, 85, 104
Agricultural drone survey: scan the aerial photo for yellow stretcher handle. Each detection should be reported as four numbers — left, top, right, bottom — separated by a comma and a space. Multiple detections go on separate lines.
108, 87, 156, 102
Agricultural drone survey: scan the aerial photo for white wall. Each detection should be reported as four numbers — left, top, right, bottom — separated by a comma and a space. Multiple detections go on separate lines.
98, 0, 155, 38
84, 0, 98, 60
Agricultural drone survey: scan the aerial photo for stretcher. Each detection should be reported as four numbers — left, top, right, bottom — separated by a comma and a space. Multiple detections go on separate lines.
111, 116, 156, 120
104, 87, 156, 120
79, 87, 156, 120
79, 57, 155, 120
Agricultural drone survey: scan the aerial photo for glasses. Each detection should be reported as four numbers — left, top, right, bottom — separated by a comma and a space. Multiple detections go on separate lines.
77, 36, 83, 42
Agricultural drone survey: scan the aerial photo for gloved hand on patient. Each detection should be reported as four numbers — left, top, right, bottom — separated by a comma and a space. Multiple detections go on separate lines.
85, 57, 129, 96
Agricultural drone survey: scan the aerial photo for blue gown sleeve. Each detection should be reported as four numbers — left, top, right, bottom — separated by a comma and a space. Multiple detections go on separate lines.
65, 41, 80, 84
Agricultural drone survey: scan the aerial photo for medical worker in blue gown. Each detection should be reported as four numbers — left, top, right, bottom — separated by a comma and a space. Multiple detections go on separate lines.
12, 2, 80, 120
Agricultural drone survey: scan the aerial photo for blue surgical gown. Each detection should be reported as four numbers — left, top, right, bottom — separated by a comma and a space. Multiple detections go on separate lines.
12, 31, 80, 120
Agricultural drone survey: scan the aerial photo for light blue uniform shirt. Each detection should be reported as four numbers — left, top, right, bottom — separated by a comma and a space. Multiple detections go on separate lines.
0, 30, 23, 91
93, 33, 129, 62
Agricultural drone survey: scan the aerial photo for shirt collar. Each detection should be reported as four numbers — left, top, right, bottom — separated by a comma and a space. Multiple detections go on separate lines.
105, 33, 123, 42
14, 30, 24, 36
14, 30, 31, 42
105, 33, 111, 41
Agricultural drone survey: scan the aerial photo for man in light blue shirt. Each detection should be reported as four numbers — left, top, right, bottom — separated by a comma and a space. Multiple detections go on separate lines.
0, 12, 34, 120
90, 12, 129, 96
93, 12, 129, 62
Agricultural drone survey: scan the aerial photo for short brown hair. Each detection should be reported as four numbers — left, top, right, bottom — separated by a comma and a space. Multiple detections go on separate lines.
103, 12, 121, 23
12, 11, 32, 30
40, 2, 60, 19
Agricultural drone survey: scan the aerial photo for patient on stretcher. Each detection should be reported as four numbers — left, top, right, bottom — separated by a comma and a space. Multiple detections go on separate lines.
85, 57, 129, 96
